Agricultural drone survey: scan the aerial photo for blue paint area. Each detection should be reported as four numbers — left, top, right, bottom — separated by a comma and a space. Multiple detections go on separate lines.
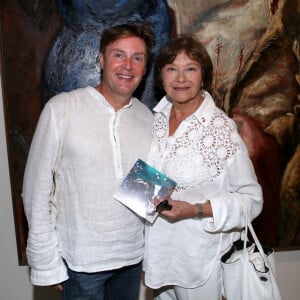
42, 0, 171, 108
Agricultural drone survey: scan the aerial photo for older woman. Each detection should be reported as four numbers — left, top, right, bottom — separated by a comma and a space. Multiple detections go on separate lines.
143, 36, 263, 300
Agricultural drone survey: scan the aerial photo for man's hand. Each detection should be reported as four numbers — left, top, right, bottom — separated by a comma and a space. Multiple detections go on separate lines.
54, 284, 63, 291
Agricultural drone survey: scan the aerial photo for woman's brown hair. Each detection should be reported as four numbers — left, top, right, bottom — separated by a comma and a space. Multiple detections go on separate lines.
154, 35, 213, 92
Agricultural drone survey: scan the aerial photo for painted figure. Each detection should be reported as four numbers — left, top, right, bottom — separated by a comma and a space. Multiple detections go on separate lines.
42, 0, 172, 108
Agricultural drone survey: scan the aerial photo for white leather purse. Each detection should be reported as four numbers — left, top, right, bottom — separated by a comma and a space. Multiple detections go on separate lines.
221, 197, 282, 300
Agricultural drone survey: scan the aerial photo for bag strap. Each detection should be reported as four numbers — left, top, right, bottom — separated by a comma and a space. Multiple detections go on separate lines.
242, 196, 270, 300
241, 196, 281, 300
242, 198, 269, 266
242, 199, 250, 300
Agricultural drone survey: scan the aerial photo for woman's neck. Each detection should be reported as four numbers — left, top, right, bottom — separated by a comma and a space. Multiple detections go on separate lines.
168, 94, 204, 135
171, 95, 204, 124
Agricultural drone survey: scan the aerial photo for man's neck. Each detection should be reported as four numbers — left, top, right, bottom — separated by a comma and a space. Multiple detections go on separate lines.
95, 84, 131, 111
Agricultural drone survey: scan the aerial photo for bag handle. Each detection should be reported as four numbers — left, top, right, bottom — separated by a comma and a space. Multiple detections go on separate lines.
242, 199, 268, 267
241, 195, 281, 300
242, 196, 270, 300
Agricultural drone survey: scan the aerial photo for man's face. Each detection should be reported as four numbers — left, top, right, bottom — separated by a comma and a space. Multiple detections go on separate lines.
99, 36, 147, 102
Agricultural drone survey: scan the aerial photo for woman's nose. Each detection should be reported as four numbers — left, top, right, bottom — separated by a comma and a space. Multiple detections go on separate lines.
176, 70, 186, 82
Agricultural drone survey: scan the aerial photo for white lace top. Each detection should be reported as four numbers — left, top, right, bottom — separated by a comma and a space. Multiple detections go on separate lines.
144, 91, 263, 289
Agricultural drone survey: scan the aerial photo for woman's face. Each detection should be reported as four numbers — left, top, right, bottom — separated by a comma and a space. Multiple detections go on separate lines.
161, 51, 203, 105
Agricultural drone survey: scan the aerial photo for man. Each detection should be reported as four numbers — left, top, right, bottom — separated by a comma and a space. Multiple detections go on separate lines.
22, 24, 155, 300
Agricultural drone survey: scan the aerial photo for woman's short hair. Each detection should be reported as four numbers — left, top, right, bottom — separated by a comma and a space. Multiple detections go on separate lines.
154, 35, 213, 91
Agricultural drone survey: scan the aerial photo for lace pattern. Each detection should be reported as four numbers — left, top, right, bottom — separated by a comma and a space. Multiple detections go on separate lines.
148, 109, 241, 190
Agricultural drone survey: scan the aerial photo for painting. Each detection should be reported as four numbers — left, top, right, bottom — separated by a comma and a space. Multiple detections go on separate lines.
0, 0, 299, 266
0, 0, 171, 265
0, 0, 62, 265
168, 0, 300, 249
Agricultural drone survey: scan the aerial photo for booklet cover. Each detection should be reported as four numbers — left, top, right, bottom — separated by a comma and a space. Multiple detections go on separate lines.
114, 159, 177, 223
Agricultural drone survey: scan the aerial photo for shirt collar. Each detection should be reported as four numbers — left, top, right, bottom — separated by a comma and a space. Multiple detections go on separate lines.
89, 86, 134, 110
153, 90, 216, 127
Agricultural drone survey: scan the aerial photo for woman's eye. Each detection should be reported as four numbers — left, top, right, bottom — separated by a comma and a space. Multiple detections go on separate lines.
186, 67, 197, 72
166, 66, 177, 72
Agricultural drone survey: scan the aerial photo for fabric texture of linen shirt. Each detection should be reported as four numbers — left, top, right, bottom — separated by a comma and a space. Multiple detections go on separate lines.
143, 91, 263, 289
22, 86, 154, 285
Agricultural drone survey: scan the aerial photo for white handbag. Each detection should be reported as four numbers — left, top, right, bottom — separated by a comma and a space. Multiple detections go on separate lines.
221, 198, 282, 300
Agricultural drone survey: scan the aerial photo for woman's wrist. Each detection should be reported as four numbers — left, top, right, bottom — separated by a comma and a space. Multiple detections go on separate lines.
194, 200, 212, 218
195, 203, 204, 218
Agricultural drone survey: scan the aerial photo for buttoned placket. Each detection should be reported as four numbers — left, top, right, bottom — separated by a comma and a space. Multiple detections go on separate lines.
110, 108, 124, 180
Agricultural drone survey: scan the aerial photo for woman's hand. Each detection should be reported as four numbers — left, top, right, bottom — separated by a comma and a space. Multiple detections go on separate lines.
155, 198, 199, 221
155, 198, 213, 221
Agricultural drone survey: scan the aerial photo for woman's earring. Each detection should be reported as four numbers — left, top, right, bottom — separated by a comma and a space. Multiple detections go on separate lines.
201, 83, 205, 97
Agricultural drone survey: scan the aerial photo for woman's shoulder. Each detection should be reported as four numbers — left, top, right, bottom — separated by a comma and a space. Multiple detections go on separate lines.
207, 107, 244, 151
212, 106, 238, 132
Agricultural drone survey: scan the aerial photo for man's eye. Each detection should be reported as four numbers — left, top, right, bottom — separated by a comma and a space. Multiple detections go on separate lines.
133, 55, 145, 63
112, 52, 123, 58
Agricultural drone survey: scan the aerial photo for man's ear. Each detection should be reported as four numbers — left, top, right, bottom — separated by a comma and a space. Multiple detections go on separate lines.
99, 53, 104, 69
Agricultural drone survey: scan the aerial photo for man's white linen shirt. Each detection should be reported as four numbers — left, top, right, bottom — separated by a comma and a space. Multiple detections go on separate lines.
144, 91, 263, 289
22, 86, 153, 285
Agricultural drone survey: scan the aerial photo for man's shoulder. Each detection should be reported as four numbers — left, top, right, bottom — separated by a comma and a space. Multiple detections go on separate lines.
46, 86, 92, 109
49, 86, 90, 100
132, 98, 153, 116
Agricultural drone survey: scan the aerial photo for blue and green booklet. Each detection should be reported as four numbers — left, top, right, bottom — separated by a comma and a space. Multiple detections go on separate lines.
114, 159, 177, 223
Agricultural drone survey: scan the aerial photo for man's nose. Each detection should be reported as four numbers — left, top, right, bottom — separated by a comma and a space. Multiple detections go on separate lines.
123, 57, 133, 70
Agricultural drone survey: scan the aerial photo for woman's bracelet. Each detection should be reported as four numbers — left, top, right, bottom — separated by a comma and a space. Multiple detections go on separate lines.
196, 203, 204, 218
